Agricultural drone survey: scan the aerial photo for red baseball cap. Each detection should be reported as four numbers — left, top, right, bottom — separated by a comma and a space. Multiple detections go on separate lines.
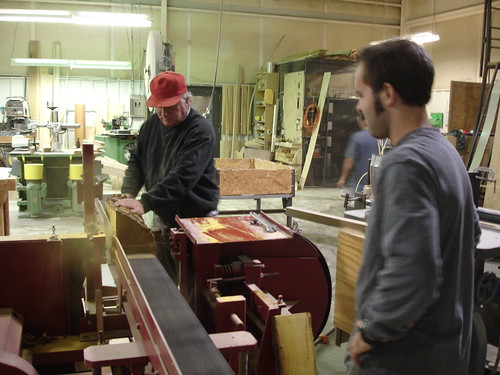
146, 71, 187, 108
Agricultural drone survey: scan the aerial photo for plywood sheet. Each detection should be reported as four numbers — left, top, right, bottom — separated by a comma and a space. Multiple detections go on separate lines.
334, 229, 364, 334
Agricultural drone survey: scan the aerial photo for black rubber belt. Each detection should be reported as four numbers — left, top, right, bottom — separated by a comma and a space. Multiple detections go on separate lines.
129, 257, 234, 375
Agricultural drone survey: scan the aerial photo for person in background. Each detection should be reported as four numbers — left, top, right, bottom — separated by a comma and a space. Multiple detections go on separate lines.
114, 71, 219, 282
337, 114, 380, 195
346, 38, 481, 375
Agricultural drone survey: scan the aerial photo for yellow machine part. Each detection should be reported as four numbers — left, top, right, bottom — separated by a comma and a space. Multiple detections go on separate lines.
69, 164, 83, 181
24, 163, 44, 180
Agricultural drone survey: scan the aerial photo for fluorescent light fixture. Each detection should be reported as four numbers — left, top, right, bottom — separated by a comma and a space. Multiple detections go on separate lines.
11, 58, 132, 70
370, 32, 440, 46
74, 11, 151, 27
0, 9, 70, 16
0, 9, 151, 27
409, 32, 440, 45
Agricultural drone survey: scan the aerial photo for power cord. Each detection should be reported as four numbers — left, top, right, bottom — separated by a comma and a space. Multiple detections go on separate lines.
303, 101, 320, 133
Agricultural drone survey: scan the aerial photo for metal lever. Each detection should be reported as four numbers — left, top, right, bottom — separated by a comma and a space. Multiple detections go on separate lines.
249, 212, 277, 233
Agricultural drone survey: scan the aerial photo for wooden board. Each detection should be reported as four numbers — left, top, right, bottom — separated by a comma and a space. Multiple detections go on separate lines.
283, 49, 326, 62
0, 180, 9, 235
273, 313, 317, 375
75, 103, 86, 143
299, 72, 330, 190
222, 85, 235, 135
334, 229, 365, 334
0, 136, 12, 144
106, 198, 156, 255
469, 81, 500, 171
448, 81, 490, 131
483, 114, 500, 209
216, 158, 293, 196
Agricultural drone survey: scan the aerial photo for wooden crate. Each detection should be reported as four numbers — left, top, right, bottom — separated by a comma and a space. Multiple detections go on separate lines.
216, 158, 294, 196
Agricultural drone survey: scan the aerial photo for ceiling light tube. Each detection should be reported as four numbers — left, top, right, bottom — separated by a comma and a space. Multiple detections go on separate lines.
0, 9, 70, 16
71, 60, 132, 70
409, 32, 440, 44
11, 58, 132, 70
0, 16, 73, 23
370, 31, 440, 46
0, 8, 151, 28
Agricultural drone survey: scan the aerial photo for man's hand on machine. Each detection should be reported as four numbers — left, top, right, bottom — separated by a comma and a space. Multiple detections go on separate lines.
115, 193, 135, 199
114, 197, 145, 215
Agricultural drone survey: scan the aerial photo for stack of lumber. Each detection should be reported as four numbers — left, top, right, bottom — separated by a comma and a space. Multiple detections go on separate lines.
97, 156, 128, 190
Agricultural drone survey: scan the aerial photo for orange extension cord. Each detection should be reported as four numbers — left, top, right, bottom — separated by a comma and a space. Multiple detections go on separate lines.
303, 101, 321, 133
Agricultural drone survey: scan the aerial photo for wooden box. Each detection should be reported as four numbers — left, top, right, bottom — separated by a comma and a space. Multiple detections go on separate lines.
216, 158, 294, 196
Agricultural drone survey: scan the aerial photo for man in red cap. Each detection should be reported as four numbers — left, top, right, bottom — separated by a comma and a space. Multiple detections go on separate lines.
114, 71, 218, 281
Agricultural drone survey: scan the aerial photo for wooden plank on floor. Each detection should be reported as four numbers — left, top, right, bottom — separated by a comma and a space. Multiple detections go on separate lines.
273, 312, 317, 375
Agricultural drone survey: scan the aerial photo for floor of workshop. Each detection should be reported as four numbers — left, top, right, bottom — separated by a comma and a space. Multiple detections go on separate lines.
7, 184, 353, 374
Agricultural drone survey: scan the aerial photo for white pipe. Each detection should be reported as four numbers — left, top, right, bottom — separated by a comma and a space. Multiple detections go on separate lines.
161, 0, 167, 37
187, 12, 191, 81
259, 18, 264, 70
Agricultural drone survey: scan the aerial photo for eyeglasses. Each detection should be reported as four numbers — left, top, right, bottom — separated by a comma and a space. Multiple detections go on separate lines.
155, 107, 175, 113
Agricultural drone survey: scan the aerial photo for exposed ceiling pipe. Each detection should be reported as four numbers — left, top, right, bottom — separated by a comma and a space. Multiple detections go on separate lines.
166, 5, 400, 29
15, 0, 402, 8
405, 1, 500, 29
13, 0, 160, 8
337, 0, 401, 8
12, 0, 400, 29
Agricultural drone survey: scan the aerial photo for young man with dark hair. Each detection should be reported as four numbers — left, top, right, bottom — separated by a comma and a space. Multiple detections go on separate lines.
346, 38, 481, 375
